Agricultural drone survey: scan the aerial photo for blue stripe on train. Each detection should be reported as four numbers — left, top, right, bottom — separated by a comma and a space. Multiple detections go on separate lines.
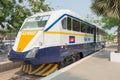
44, 14, 94, 32
8, 42, 97, 65
8, 46, 61, 65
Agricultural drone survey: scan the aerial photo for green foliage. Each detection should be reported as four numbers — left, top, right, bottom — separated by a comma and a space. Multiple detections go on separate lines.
101, 16, 119, 29
91, 0, 120, 29
0, 0, 14, 24
91, 0, 120, 20
105, 33, 116, 41
91, 0, 120, 30
8, 5, 31, 30
91, 0, 120, 52
30, 0, 51, 13
0, 0, 51, 31
18, 0, 23, 3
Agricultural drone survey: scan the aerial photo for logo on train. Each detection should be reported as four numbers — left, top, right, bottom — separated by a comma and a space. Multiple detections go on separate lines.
69, 36, 75, 43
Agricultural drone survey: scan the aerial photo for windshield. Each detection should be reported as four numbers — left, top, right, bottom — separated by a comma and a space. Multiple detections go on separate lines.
21, 15, 50, 30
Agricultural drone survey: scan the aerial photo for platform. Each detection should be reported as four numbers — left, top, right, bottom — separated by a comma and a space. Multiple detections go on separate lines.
41, 44, 120, 80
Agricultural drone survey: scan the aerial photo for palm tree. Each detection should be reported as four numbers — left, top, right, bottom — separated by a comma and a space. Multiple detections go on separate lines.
91, 0, 120, 52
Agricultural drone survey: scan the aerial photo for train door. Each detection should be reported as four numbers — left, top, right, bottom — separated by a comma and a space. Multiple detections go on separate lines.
94, 26, 96, 43
60, 17, 68, 46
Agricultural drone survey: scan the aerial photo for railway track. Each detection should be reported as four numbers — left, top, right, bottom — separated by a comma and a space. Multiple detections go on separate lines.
0, 68, 43, 80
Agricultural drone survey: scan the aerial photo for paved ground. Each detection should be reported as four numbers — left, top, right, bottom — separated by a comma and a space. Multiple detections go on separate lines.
0, 53, 8, 62
0, 68, 42, 80
0, 68, 20, 80
44, 44, 120, 80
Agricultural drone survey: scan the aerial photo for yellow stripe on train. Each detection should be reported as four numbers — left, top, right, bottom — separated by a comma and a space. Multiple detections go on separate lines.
44, 31, 93, 37
20, 63, 58, 76
42, 64, 58, 76
29, 64, 45, 74
16, 30, 38, 52
36, 64, 53, 75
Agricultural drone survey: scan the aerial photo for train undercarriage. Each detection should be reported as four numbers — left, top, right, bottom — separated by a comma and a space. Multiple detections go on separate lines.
20, 53, 83, 76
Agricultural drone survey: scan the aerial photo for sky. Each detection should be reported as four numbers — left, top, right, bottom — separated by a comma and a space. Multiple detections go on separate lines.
45, 0, 116, 34
45, 0, 93, 18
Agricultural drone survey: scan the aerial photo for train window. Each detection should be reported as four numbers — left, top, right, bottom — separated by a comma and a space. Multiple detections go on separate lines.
73, 19, 80, 31
91, 28, 94, 34
81, 22, 87, 33
79, 21, 81, 32
62, 17, 67, 29
38, 16, 49, 27
21, 15, 50, 30
67, 17, 72, 30
87, 25, 91, 33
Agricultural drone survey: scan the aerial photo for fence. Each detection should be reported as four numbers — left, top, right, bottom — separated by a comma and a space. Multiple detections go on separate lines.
0, 32, 17, 53
0, 32, 17, 43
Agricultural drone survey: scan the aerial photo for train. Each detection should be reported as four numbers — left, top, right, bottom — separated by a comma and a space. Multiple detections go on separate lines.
8, 10, 105, 76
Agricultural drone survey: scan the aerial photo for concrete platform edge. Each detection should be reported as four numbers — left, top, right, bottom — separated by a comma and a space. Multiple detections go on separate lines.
41, 49, 104, 80
0, 61, 21, 72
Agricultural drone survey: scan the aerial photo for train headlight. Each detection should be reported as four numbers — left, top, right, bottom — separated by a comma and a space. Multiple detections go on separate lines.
26, 47, 39, 58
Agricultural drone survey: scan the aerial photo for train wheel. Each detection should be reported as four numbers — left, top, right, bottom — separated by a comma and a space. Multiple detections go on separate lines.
64, 55, 76, 66
58, 54, 81, 69
58, 58, 66, 69
71, 55, 76, 63
20, 63, 58, 76
75, 53, 80, 61
58, 56, 72, 69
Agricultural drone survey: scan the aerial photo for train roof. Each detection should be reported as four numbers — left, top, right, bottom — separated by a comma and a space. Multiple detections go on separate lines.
31, 9, 105, 32
31, 9, 84, 19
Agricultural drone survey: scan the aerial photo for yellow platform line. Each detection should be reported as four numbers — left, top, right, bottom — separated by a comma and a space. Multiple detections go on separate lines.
29, 64, 45, 74
36, 64, 53, 75
42, 64, 58, 76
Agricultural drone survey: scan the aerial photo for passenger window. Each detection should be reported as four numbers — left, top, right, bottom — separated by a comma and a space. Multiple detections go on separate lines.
87, 25, 91, 33
81, 22, 87, 33
79, 21, 81, 32
67, 17, 72, 30
73, 19, 80, 31
62, 17, 67, 29
91, 28, 94, 34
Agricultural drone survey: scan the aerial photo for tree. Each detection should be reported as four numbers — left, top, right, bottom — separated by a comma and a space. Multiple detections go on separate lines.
91, 0, 120, 52
105, 33, 116, 42
101, 16, 118, 29
0, 0, 51, 31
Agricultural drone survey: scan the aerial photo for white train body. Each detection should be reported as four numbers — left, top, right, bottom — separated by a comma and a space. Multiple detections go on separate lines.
8, 10, 105, 65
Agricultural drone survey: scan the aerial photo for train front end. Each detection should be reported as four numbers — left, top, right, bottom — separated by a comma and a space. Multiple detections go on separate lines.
8, 15, 58, 76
